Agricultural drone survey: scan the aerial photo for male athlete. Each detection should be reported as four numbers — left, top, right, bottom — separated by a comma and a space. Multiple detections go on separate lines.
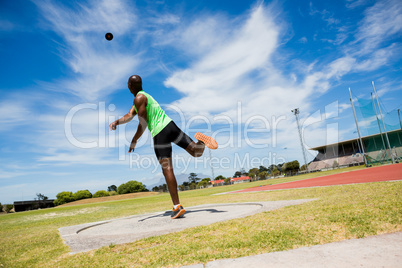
110, 75, 218, 219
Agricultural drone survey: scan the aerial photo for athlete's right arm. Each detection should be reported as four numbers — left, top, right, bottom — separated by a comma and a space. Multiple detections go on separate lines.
109, 105, 137, 131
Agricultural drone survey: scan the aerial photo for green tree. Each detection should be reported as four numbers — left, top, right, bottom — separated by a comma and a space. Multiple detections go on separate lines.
197, 181, 208, 188
160, 184, 168, 192
54, 191, 75, 206
214, 175, 226, 181
248, 168, 259, 179
107, 185, 117, 192
93, 190, 110, 198
188, 173, 200, 184
0, 202, 2, 212
197, 178, 210, 188
272, 167, 280, 176
224, 178, 231, 185
283, 160, 300, 175
73, 190, 92, 200
259, 165, 269, 173
233, 171, 242, 178
152, 186, 160, 192
4, 204, 13, 213
277, 163, 284, 172
117, 180, 147, 194
268, 164, 277, 173
34, 193, 49, 209
36, 193, 48, 201
258, 171, 267, 180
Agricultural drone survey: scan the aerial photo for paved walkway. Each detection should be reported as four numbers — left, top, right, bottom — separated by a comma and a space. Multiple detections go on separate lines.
182, 232, 402, 268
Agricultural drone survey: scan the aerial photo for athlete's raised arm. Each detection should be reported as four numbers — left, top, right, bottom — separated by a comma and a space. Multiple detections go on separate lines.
109, 105, 137, 131
129, 94, 148, 153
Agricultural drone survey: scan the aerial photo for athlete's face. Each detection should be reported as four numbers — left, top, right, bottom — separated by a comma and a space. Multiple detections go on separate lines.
128, 81, 136, 95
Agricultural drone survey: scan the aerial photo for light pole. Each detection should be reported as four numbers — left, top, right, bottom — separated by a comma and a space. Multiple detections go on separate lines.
291, 108, 309, 172
398, 109, 402, 130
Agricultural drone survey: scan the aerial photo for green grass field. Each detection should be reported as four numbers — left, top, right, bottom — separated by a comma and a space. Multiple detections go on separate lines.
0, 166, 401, 267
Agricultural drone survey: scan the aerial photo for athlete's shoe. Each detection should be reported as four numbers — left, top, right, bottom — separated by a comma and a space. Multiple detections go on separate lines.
171, 205, 186, 219
195, 132, 218, 149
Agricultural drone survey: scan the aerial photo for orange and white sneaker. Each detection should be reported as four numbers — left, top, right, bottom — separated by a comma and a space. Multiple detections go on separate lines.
171, 205, 186, 219
195, 132, 218, 149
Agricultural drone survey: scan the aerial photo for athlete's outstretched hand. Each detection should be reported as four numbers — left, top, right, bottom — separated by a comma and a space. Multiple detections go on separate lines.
109, 121, 117, 131
129, 139, 137, 153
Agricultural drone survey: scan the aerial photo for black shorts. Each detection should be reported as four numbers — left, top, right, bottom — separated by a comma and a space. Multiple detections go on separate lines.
153, 121, 193, 160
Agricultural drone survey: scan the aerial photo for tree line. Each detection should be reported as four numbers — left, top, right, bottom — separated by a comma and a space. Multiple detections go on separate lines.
150, 160, 305, 193
152, 172, 216, 192
235, 160, 306, 179
54, 180, 148, 206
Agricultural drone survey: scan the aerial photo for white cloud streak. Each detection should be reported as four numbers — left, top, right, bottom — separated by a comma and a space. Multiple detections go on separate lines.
34, 0, 140, 101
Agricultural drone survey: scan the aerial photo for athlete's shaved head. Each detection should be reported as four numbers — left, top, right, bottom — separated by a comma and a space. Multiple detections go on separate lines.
128, 75, 142, 95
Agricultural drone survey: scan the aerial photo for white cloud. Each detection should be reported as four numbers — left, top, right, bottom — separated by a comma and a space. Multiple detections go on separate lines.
34, 0, 140, 101
346, 0, 370, 9
354, 0, 402, 55
0, 101, 31, 128
299, 37, 308, 43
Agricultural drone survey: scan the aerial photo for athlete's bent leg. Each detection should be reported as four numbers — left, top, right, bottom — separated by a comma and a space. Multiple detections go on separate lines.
159, 157, 180, 205
185, 141, 205, 158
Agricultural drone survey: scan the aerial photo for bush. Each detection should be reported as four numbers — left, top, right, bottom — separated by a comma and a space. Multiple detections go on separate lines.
0, 202, 2, 212
73, 190, 92, 200
258, 171, 267, 180
197, 180, 208, 188
109, 191, 118, 196
54, 191, 75, 206
93, 190, 110, 198
4, 204, 14, 213
117, 180, 146, 194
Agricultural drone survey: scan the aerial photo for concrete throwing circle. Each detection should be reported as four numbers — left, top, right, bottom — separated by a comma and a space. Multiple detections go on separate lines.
59, 199, 315, 253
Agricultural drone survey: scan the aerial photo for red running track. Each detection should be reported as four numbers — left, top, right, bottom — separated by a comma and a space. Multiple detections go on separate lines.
233, 163, 402, 194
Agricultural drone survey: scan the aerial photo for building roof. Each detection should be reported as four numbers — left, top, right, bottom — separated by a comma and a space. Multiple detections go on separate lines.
230, 176, 250, 182
211, 179, 225, 184
309, 129, 401, 151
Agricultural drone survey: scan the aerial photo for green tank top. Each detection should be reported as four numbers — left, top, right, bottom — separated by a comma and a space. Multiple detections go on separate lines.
134, 91, 172, 137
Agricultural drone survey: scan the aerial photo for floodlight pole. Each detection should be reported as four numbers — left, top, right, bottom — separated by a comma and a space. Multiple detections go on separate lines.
291, 108, 309, 172
398, 109, 402, 130
372, 81, 395, 164
349, 88, 368, 167
208, 149, 215, 181
371, 92, 387, 151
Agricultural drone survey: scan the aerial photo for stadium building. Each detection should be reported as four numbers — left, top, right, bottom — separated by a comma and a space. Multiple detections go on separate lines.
308, 129, 402, 170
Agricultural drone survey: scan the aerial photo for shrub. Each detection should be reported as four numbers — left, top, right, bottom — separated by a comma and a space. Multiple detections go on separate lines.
73, 190, 92, 200
93, 190, 110, 198
197, 180, 208, 188
107, 185, 117, 192
258, 171, 267, 180
54, 191, 75, 206
117, 180, 146, 194
4, 204, 14, 213
109, 191, 118, 196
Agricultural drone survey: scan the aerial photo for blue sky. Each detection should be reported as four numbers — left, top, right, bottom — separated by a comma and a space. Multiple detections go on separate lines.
0, 0, 401, 203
